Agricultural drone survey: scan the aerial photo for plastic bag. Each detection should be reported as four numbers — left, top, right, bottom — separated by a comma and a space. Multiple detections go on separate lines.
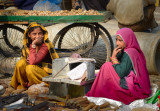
48, 0, 62, 5
28, 82, 49, 95
33, 0, 62, 11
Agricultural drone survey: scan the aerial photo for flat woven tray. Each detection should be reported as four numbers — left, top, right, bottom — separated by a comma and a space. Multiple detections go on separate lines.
0, 11, 112, 24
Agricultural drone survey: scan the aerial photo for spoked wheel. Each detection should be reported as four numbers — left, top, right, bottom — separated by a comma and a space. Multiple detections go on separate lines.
0, 24, 26, 57
53, 23, 95, 56
53, 23, 113, 69
82, 23, 114, 69
87, 23, 114, 68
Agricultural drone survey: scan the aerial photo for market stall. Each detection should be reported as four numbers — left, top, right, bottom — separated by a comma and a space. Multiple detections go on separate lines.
0, 8, 119, 111
0, 9, 114, 69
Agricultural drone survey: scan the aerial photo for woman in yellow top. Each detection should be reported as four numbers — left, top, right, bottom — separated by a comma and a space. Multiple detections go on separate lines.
3, 22, 59, 95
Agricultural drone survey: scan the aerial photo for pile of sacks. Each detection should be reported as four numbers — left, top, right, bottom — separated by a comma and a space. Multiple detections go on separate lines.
107, 0, 158, 31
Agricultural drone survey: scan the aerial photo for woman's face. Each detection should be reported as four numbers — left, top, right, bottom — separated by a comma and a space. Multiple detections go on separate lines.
28, 27, 43, 41
116, 35, 125, 50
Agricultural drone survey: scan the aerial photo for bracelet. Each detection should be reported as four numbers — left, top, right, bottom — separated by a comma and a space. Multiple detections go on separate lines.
110, 57, 120, 64
110, 57, 117, 61
32, 44, 36, 48
112, 60, 120, 64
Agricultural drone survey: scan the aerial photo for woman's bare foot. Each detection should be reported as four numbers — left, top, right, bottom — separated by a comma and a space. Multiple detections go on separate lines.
22, 90, 28, 94
1, 87, 14, 97
12, 88, 26, 94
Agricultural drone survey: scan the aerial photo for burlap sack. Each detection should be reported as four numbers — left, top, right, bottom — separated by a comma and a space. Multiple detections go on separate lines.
118, 5, 158, 32
144, 0, 157, 7
107, 0, 156, 25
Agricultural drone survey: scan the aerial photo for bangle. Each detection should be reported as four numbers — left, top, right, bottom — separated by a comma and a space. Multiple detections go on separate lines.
112, 60, 120, 64
110, 57, 117, 61
32, 44, 36, 48
110, 57, 120, 64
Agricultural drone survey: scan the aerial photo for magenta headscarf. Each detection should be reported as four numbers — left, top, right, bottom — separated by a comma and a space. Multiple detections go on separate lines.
116, 28, 151, 98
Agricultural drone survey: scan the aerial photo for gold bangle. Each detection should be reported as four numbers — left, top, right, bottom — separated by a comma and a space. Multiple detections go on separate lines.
111, 59, 120, 64
110, 57, 117, 60
112, 61, 120, 64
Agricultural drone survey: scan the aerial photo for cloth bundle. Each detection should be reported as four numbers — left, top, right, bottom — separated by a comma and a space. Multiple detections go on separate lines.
33, 0, 62, 11
107, 0, 158, 31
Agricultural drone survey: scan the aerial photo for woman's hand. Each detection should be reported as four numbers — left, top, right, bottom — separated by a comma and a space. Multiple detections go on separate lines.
26, 57, 30, 64
32, 36, 44, 46
111, 47, 122, 58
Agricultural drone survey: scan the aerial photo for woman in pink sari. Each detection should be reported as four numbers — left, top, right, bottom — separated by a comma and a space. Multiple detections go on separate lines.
86, 28, 151, 104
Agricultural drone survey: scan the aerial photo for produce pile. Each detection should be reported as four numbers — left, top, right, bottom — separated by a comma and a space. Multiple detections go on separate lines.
1, 95, 120, 111
0, 9, 103, 16
64, 97, 120, 111
27, 96, 120, 111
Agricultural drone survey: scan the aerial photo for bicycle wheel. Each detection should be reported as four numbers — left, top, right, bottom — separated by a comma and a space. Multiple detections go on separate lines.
86, 27, 111, 69
0, 24, 26, 57
94, 23, 114, 52
53, 23, 113, 69
53, 23, 95, 56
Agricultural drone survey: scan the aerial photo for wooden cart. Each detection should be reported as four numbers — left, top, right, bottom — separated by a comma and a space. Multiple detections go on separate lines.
0, 11, 114, 69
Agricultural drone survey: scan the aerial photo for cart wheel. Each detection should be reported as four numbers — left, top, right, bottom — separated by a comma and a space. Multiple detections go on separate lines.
0, 24, 26, 57
94, 23, 114, 52
82, 23, 113, 69
53, 23, 113, 69
92, 23, 114, 61
53, 23, 95, 55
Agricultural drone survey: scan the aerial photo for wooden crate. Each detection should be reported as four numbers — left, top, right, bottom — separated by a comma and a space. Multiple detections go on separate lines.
42, 58, 96, 97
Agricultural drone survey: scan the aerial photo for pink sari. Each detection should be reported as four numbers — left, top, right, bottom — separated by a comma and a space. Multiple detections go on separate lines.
86, 28, 151, 104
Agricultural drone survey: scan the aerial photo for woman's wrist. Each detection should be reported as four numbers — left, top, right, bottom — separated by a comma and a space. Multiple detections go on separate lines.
32, 43, 36, 48
112, 60, 120, 64
110, 56, 120, 64
110, 56, 117, 60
